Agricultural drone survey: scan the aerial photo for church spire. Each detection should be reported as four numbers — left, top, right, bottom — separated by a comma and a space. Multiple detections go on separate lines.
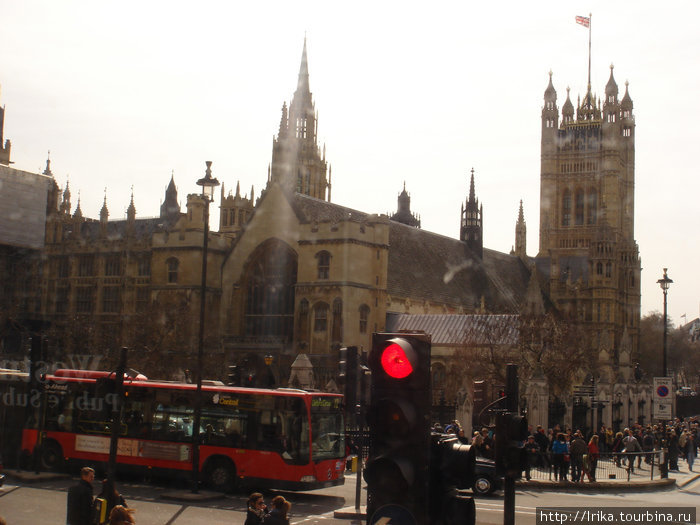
515, 200, 527, 258
460, 168, 483, 258
268, 37, 329, 200
296, 36, 310, 96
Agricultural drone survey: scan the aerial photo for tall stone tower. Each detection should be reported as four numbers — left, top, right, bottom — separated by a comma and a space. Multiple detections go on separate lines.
537, 66, 640, 360
268, 38, 329, 200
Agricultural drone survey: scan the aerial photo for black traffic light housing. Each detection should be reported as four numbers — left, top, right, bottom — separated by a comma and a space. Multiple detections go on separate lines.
338, 346, 359, 413
365, 332, 431, 525
429, 433, 476, 525
494, 413, 528, 478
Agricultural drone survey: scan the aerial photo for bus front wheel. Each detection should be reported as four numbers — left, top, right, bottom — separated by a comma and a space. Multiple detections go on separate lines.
204, 458, 236, 492
39, 441, 64, 471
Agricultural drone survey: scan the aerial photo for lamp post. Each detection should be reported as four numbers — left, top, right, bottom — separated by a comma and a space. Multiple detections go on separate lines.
191, 161, 219, 493
657, 268, 673, 377
656, 268, 672, 479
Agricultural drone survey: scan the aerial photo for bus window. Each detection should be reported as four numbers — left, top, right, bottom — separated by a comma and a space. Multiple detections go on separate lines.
152, 395, 193, 442
122, 387, 154, 438
311, 396, 344, 462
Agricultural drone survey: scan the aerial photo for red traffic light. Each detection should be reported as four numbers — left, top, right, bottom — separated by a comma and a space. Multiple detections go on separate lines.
381, 340, 416, 379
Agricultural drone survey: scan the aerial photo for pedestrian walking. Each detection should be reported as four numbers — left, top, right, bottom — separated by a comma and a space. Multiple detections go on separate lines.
66, 466, 95, 525
245, 492, 269, 525
264, 495, 291, 525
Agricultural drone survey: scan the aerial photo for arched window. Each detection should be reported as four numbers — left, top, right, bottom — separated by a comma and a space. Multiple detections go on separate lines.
243, 240, 298, 339
317, 251, 331, 280
359, 304, 370, 334
562, 190, 572, 226
314, 303, 329, 333
432, 363, 446, 390
596, 262, 603, 275
587, 190, 597, 225
166, 258, 179, 283
605, 262, 612, 278
575, 189, 584, 225
331, 299, 343, 343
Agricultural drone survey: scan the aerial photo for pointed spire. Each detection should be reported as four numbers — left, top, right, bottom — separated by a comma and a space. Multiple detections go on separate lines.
544, 70, 556, 101
296, 36, 310, 95
518, 200, 525, 224
235, 181, 241, 198
73, 193, 83, 220
127, 186, 136, 222
605, 63, 618, 98
100, 188, 109, 223
468, 167, 476, 204
43, 151, 53, 176
279, 101, 288, 137
250, 185, 255, 203
621, 80, 633, 111
220, 181, 225, 201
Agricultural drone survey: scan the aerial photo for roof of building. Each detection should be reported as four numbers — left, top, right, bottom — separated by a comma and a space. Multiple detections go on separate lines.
386, 313, 519, 346
290, 191, 531, 312
387, 221, 530, 311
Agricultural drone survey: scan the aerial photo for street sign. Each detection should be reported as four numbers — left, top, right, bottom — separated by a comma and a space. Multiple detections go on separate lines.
653, 377, 673, 420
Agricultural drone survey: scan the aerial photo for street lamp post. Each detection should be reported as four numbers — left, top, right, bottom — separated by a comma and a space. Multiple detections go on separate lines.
191, 161, 219, 493
656, 268, 673, 377
656, 267, 672, 480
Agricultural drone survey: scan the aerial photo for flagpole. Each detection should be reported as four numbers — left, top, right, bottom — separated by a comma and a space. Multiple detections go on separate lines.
587, 13, 592, 91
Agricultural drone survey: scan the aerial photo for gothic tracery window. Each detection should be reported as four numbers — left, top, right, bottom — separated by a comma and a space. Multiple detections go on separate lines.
244, 240, 297, 339
562, 190, 571, 226
314, 302, 328, 333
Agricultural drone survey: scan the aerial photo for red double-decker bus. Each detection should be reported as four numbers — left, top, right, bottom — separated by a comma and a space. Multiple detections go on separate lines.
21, 369, 345, 491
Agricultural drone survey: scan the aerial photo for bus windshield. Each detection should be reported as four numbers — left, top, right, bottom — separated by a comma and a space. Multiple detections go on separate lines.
310, 396, 344, 462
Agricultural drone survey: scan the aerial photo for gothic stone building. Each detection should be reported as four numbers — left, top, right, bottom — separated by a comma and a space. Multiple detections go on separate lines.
0, 43, 646, 431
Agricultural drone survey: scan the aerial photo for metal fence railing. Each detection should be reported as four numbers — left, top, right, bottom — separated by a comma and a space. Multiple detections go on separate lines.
525, 450, 663, 482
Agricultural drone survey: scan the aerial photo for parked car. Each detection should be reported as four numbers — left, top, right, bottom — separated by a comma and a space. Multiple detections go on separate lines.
472, 456, 502, 496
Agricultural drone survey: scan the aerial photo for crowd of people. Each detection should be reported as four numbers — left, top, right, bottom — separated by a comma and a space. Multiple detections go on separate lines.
434, 416, 699, 483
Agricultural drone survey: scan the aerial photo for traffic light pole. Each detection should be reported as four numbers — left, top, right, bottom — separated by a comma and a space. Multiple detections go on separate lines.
355, 366, 366, 512
504, 364, 518, 525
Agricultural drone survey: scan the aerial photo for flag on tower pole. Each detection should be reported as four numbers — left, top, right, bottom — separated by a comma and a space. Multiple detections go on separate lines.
576, 15, 590, 27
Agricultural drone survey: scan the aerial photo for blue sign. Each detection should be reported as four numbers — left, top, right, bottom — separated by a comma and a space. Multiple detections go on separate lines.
369, 504, 417, 525
657, 385, 669, 397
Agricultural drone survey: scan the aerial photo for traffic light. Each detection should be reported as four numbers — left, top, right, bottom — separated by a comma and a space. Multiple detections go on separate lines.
338, 346, 359, 415
365, 333, 431, 525
495, 413, 528, 478
429, 434, 476, 524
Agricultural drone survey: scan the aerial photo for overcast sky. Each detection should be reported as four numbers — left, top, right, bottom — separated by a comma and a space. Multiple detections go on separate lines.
1, 1, 698, 327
